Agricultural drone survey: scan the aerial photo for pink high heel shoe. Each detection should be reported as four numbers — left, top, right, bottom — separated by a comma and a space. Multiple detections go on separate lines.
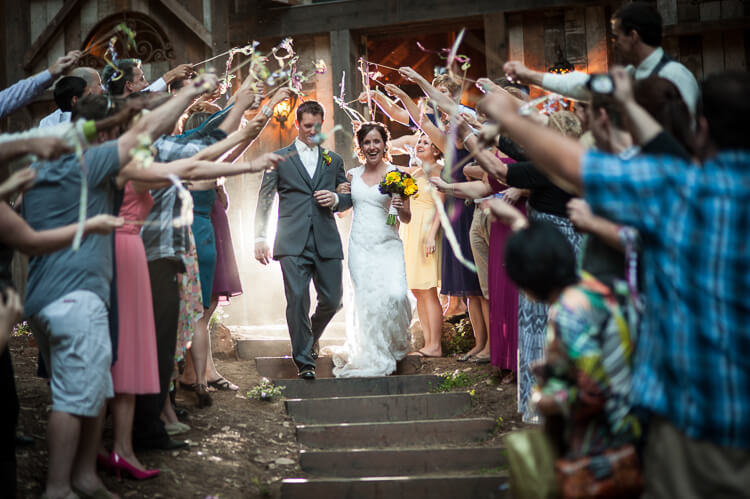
109, 451, 160, 480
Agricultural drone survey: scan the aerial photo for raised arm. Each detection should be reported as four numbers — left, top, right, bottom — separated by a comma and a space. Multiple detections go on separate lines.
610, 66, 662, 146
399, 67, 459, 116
117, 74, 218, 166
478, 90, 585, 192
385, 84, 446, 152
359, 90, 411, 125
503, 61, 591, 101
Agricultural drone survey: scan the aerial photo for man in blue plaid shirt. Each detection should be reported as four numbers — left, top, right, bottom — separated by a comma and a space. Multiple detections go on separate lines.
478, 70, 750, 497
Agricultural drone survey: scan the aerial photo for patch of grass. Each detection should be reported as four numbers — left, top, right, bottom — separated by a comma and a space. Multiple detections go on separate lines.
247, 380, 284, 402
252, 477, 270, 497
12, 321, 30, 337
441, 318, 476, 355
433, 369, 475, 392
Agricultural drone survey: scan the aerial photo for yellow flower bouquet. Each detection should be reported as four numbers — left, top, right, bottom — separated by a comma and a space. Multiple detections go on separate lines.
378, 169, 419, 225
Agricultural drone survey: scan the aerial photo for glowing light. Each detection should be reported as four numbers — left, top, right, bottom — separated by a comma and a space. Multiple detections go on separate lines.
273, 99, 293, 128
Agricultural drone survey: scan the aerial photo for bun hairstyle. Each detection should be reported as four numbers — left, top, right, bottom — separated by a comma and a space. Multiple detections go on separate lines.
354, 121, 392, 163
634, 76, 696, 156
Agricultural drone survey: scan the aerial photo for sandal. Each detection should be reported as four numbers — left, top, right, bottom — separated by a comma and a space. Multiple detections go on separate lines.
470, 355, 491, 364
207, 376, 239, 391
456, 353, 474, 362
193, 383, 213, 408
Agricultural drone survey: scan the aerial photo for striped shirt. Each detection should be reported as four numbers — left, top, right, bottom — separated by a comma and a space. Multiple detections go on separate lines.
141, 129, 227, 261
582, 149, 750, 449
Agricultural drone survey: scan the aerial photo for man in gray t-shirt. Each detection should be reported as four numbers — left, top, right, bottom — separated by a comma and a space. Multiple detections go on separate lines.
20, 74, 217, 499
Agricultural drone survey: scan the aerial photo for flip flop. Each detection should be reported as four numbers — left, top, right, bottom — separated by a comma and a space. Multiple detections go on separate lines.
409, 350, 442, 358
456, 353, 474, 362
207, 377, 239, 391
470, 355, 491, 364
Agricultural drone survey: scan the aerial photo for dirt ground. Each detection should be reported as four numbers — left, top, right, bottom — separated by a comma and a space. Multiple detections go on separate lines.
11, 334, 522, 499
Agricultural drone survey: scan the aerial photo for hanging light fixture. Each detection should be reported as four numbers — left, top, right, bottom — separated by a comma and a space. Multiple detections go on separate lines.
547, 46, 574, 74
273, 94, 297, 129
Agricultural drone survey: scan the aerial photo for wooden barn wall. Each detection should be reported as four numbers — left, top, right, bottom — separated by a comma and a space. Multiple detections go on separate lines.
662, 0, 749, 79
21, 0, 212, 123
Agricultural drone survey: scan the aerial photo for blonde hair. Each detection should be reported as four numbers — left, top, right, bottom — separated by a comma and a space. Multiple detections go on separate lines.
547, 111, 582, 139
431, 74, 462, 97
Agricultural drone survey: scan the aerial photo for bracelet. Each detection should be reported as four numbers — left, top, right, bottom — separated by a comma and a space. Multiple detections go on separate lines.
261, 105, 272, 119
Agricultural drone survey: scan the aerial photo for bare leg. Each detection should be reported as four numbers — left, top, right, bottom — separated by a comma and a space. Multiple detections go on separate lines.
110, 394, 147, 472
465, 295, 487, 357
410, 289, 430, 353
191, 310, 209, 388
422, 287, 444, 356
71, 407, 112, 496
44, 411, 80, 498
475, 297, 492, 359
204, 296, 225, 382
160, 393, 179, 425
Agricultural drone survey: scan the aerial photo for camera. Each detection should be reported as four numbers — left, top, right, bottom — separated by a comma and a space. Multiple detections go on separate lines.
586, 73, 615, 95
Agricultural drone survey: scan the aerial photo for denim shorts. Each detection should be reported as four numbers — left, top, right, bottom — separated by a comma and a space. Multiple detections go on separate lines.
30, 290, 113, 417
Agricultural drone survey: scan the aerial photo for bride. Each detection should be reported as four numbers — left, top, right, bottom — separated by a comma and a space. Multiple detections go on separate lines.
328, 122, 412, 377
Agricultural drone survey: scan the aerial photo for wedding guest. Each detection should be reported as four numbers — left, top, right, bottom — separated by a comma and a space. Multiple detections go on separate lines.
39, 67, 104, 127
478, 67, 750, 499
462, 108, 584, 422
505, 4, 698, 118
103, 59, 194, 96
383, 82, 487, 362
400, 134, 445, 358
494, 203, 640, 472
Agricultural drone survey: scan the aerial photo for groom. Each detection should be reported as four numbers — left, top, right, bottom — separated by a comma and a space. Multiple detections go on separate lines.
254, 101, 352, 379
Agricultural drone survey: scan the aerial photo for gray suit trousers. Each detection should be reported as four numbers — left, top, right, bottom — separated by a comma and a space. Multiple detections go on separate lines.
278, 228, 343, 370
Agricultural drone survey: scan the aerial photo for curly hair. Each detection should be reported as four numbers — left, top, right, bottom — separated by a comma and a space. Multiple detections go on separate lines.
354, 121, 392, 164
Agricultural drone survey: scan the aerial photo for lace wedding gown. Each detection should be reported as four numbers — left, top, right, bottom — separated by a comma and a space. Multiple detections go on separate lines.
329, 165, 411, 377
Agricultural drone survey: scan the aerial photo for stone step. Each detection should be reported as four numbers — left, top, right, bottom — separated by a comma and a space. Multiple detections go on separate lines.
281, 474, 510, 499
276, 374, 442, 399
299, 446, 506, 477
296, 417, 496, 449
235, 338, 344, 360
255, 355, 422, 379
285, 392, 471, 424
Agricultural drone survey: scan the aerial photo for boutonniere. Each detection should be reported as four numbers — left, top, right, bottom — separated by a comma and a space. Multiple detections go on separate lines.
321, 149, 332, 166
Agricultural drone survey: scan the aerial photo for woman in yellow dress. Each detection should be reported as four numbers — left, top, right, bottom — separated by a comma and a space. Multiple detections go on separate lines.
400, 134, 445, 357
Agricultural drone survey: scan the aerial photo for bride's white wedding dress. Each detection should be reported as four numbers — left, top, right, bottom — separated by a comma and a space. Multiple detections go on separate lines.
329, 164, 411, 377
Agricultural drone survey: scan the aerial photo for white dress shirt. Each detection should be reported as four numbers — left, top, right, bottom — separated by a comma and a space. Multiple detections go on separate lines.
146, 77, 167, 93
294, 138, 320, 178
540, 47, 699, 116
39, 108, 71, 128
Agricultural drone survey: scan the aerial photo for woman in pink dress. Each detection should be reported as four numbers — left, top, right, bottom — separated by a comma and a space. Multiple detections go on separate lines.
109, 181, 161, 479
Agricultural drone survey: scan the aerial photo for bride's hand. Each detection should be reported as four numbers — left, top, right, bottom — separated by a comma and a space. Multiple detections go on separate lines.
391, 194, 405, 210
336, 182, 351, 194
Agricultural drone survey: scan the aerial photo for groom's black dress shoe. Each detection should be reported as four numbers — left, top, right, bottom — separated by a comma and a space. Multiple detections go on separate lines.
298, 367, 315, 380
311, 340, 320, 360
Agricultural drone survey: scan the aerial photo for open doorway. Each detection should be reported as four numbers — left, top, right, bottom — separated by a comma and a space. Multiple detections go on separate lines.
363, 25, 487, 165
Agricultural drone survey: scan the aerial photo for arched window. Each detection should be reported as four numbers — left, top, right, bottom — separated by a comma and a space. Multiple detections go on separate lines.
79, 12, 175, 69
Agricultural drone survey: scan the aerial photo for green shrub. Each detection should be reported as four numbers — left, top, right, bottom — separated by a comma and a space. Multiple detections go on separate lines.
247, 380, 284, 401
441, 318, 475, 355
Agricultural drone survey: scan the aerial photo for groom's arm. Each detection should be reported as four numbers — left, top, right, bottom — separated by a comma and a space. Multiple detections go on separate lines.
332, 157, 352, 212
254, 165, 278, 264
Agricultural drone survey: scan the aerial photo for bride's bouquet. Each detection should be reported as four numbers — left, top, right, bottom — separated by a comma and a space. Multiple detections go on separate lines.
379, 169, 419, 225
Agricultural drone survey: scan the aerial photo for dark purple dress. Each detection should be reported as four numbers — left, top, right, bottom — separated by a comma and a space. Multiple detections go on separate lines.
440, 148, 482, 297
210, 186, 243, 304
488, 170, 522, 372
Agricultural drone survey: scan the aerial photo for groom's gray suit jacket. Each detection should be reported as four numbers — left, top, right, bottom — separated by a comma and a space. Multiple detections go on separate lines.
255, 143, 352, 259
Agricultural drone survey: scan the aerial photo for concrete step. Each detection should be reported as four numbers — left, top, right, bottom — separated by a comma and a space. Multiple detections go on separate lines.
281, 474, 510, 499
235, 338, 344, 360
276, 374, 442, 399
299, 446, 506, 477
255, 355, 422, 379
296, 417, 497, 449
285, 392, 472, 424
